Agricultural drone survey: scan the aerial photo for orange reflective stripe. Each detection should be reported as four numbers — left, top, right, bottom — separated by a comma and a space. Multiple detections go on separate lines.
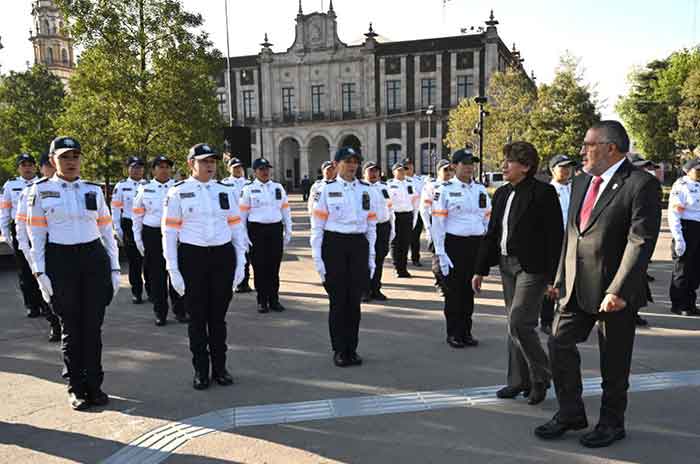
281, 202, 290, 209
16, 214, 28, 223
423, 199, 433, 205
132, 207, 146, 215
96, 216, 112, 226
227, 215, 241, 225
0, 201, 11, 209
111, 201, 124, 208
29, 216, 48, 227
387, 201, 393, 208
240, 204, 251, 212
675, 204, 686, 213
165, 217, 183, 228
313, 209, 329, 220
432, 209, 448, 217
367, 212, 377, 221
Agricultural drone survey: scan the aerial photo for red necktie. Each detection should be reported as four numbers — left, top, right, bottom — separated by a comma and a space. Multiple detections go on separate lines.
579, 176, 603, 230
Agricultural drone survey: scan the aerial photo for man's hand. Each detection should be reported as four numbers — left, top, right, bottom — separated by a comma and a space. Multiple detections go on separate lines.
599, 294, 627, 313
472, 275, 483, 294
545, 285, 560, 300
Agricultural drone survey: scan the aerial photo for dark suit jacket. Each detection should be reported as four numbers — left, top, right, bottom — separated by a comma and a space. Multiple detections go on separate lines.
476, 176, 564, 283
555, 159, 661, 313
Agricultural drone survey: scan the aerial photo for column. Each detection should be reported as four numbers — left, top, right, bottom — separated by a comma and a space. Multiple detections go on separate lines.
300, 147, 310, 179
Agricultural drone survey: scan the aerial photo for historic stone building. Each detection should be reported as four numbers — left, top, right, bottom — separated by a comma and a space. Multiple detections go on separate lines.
29, 0, 75, 85
217, 2, 526, 186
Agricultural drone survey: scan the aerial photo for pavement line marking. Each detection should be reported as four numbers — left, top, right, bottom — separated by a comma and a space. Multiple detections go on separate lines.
102, 369, 700, 464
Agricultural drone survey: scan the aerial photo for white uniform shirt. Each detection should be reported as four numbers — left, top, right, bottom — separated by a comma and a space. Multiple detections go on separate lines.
221, 176, 248, 200
368, 181, 394, 224
307, 180, 325, 214
14, 185, 35, 269
430, 178, 491, 255
26, 175, 119, 273
131, 178, 175, 246
387, 178, 419, 213
668, 175, 700, 242
111, 177, 146, 224
1, 176, 38, 240
239, 179, 292, 234
410, 175, 427, 206
550, 180, 571, 230
162, 177, 247, 272
419, 179, 441, 229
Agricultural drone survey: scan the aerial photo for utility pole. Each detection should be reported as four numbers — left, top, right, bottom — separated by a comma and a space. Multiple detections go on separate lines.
224, 0, 234, 127
474, 96, 488, 183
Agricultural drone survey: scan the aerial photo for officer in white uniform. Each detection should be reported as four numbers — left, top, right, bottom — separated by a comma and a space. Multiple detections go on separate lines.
310, 147, 377, 367
362, 161, 394, 302
668, 158, 700, 316
27, 137, 120, 411
132, 155, 187, 326
431, 149, 491, 348
162, 143, 247, 390
222, 157, 252, 293
387, 162, 419, 277
1, 153, 43, 317
239, 158, 293, 313
112, 157, 148, 303
404, 158, 427, 266
307, 161, 336, 214
420, 159, 453, 295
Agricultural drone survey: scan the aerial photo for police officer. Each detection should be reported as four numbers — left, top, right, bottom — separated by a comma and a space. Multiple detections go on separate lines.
431, 149, 490, 348
162, 143, 247, 390
112, 156, 148, 304
668, 158, 700, 316
14, 153, 62, 341
26, 137, 120, 410
1, 153, 43, 317
387, 162, 419, 277
222, 157, 252, 293
404, 158, 426, 266
362, 161, 394, 302
310, 147, 377, 367
420, 159, 454, 296
239, 158, 292, 313
132, 155, 187, 326
307, 161, 336, 214
540, 154, 576, 334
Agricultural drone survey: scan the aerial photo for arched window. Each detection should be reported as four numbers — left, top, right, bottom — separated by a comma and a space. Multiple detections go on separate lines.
386, 144, 402, 172
47, 48, 54, 64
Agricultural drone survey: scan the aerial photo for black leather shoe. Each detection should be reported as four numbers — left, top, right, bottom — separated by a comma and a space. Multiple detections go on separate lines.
446, 336, 465, 348
580, 424, 626, 448
333, 352, 352, 367
175, 314, 190, 324
48, 326, 61, 343
257, 302, 270, 313
534, 414, 588, 439
155, 317, 167, 326
462, 335, 479, 347
132, 295, 143, 304
87, 389, 110, 406
212, 370, 234, 386
527, 382, 550, 405
634, 315, 649, 326
496, 385, 529, 399
435, 285, 445, 298
395, 270, 412, 278
193, 375, 210, 390
361, 293, 372, 303
270, 302, 286, 312
372, 291, 388, 301
671, 308, 698, 316
68, 392, 90, 411
26, 307, 41, 318
236, 283, 253, 293
540, 324, 553, 335
349, 352, 363, 366
412, 261, 423, 267
40, 304, 51, 316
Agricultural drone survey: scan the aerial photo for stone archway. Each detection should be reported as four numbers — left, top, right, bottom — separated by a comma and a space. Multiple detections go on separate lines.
279, 137, 301, 191
308, 136, 331, 180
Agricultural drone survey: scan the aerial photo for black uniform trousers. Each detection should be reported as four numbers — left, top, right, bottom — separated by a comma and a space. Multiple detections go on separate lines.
670, 219, 700, 312
239, 251, 251, 289
443, 234, 481, 338
121, 218, 144, 298
46, 240, 112, 395
410, 214, 424, 264
322, 231, 369, 354
142, 225, 185, 319
540, 297, 555, 327
10, 222, 45, 311
549, 294, 636, 427
248, 221, 284, 305
369, 221, 391, 294
391, 212, 413, 273
178, 242, 236, 377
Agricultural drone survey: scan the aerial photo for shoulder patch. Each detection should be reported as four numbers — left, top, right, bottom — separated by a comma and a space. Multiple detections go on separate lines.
218, 181, 233, 187
358, 180, 369, 186
433, 191, 441, 201
174, 180, 185, 187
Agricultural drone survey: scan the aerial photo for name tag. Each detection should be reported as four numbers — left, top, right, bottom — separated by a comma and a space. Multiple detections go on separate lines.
328, 191, 343, 198
449, 192, 463, 197
122, 188, 133, 192
12, 188, 23, 192
251, 189, 262, 193
389, 185, 399, 189
40, 191, 61, 199
144, 189, 156, 193
180, 192, 195, 199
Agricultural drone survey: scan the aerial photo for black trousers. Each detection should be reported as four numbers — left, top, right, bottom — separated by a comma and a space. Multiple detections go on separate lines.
670, 219, 700, 312
178, 242, 236, 376
239, 251, 251, 288
369, 221, 391, 294
46, 240, 112, 395
142, 225, 185, 319
10, 222, 44, 311
391, 212, 413, 273
410, 214, 424, 263
322, 231, 369, 354
549, 296, 636, 427
121, 218, 144, 298
541, 297, 555, 326
443, 234, 481, 338
248, 221, 283, 305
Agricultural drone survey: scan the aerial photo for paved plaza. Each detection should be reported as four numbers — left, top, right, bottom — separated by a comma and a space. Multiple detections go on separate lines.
1, 196, 699, 464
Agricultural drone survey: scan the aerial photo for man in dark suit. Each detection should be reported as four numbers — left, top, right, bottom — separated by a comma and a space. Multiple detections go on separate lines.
473, 141, 564, 406
534, 121, 661, 448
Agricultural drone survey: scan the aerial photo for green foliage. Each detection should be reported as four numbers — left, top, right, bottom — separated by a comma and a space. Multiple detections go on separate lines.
0, 66, 65, 181
674, 67, 700, 150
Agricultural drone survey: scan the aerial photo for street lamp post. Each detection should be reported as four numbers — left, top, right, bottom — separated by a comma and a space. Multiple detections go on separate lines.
474, 96, 488, 183
426, 105, 435, 176
223, 0, 234, 128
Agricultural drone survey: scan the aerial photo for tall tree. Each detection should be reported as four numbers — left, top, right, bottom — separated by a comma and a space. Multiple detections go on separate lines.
55, 0, 224, 185
529, 54, 600, 165
674, 67, 700, 151
0, 66, 65, 180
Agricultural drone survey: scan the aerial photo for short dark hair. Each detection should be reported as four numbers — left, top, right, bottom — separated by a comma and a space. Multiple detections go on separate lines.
592, 120, 630, 154
503, 141, 539, 177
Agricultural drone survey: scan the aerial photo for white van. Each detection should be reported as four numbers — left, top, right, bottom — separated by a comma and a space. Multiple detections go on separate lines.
484, 172, 506, 188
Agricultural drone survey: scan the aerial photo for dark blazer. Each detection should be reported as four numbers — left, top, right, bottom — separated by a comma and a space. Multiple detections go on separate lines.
555, 159, 661, 313
476, 176, 564, 282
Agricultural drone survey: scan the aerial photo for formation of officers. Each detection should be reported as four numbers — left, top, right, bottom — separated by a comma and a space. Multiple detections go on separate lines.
2, 131, 699, 419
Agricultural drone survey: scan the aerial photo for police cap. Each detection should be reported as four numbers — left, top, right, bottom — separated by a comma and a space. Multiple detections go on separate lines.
334, 147, 362, 163
49, 136, 81, 157
451, 148, 479, 164
683, 158, 700, 173
252, 158, 273, 170
16, 153, 36, 167
549, 154, 577, 171
227, 157, 243, 168
188, 143, 220, 161
151, 155, 174, 168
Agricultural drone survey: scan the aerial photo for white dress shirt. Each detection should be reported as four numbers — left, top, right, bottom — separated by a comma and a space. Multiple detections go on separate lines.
368, 181, 394, 224
500, 189, 516, 256
131, 178, 175, 250
668, 175, 700, 242
387, 178, 419, 213
585, 158, 626, 206
111, 177, 146, 224
550, 180, 572, 230
1, 176, 38, 242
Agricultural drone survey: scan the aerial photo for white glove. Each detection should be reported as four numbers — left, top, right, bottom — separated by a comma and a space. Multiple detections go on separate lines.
438, 253, 454, 276
233, 263, 245, 288
169, 269, 186, 296
245, 233, 253, 249
284, 230, 292, 246
3, 234, 15, 253
389, 229, 396, 243
675, 238, 686, 257
314, 259, 326, 283
111, 271, 121, 299
135, 240, 145, 257
37, 273, 53, 303
425, 227, 432, 245
369, 259, 376, 280
115, 228, 124, 245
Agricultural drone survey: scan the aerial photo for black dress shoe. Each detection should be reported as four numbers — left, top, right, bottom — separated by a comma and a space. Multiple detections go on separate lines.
646, 273, 655, 282
175, 314, 190, 324
26, 307, 41, 318
634, 315, 649, 326
496, 385, 529, 399
87, 389, 110, 406
540, 324, 553, 335
361, 293, 372, 303
48, 326, 61, 343
534, 413, 588, 439
333, 352, 352, 367
155, 317, 167, 326
435, 285, 445, 298
446, 336, 465, 348
462, 335, 479, 347
212, 370, 234, 386
372, 291, 388, 301
236, 283, 253, 293
412, 261, 423, 267
270, 302, 286, 312
395, 270, 412, 278
527, 382, 549, 405
68, 392, 90, 411
671, 308, 698, 316
132, 295, 143, 304
349, 352, 363, 366
580, 424, 626, 448
193, 375, 210, 390
257, 302, 270, 313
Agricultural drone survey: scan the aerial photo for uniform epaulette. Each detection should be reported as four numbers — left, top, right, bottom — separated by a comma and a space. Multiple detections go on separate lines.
442, 181, 452, 187
325, 179, 336, 184
10, 176, 17, 181
84, 181, 103, 187
218, 180, 233, 187
678, 178, 687, 185
380, 181, 387, 185
244, 181, 254, 186
358, 180, 369, 186
173, 180, 185, 187
35, 177, 49, 184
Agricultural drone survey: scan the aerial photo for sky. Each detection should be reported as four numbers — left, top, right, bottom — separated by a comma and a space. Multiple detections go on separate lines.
0, 0, 697, 119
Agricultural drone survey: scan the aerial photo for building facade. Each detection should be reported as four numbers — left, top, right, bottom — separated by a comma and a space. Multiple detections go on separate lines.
217, 3, 525, 187
29, 0, 75, 85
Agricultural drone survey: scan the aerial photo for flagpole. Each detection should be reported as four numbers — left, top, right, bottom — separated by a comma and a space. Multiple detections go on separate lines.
224, 0, 234, 127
